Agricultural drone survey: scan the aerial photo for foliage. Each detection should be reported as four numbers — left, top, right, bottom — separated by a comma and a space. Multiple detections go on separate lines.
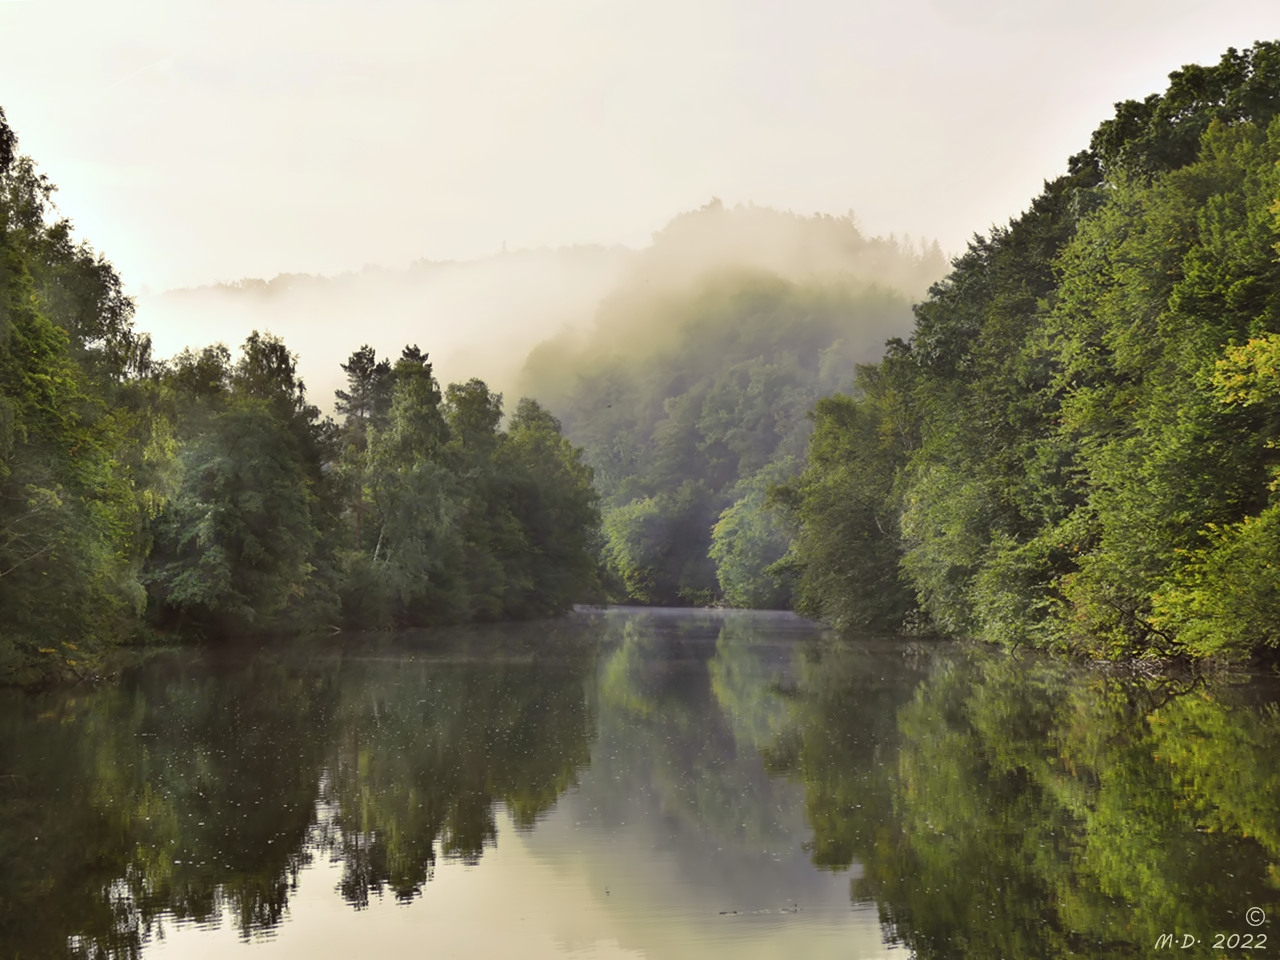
141, 333, 338, 635
784, 42, 1280, 659
0, 107, 147, 683
773, 366, 918, 630
0, 106, 604, 680
337, 349, 601, 628
709, 459, 798, 609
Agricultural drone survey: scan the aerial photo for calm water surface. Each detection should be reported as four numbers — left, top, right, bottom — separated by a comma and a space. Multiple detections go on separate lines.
2, 608, 1279, 958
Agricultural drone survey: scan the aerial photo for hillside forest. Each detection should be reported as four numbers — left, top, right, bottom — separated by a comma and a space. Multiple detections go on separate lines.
7, 41, 1280, 682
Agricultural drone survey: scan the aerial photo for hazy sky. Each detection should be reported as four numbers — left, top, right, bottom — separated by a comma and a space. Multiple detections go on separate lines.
1, 0, 1278, 294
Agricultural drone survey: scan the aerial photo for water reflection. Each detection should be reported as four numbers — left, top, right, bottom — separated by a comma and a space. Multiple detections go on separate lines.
781, 643, 1280, 958
521, 609, 881, 959
325, 630, 594, 906
1, 612, 1278, 958
0, 653, 337, 958
563, 611, 834, 903
0, 621, 598, 958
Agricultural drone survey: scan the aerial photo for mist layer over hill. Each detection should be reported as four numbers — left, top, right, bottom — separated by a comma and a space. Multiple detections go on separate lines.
519, 201, 948, 607
135, 201, 945, 424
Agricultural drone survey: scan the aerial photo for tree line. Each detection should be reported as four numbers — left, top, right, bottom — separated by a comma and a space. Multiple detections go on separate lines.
0, 108, 601, 684
12, 39, 1280, 675
778, 41, 1280, 659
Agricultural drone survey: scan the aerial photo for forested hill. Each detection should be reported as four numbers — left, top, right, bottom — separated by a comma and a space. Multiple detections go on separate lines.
0, 108, 602, 685
520, 201, 947, 607
781, 41, 1280, 660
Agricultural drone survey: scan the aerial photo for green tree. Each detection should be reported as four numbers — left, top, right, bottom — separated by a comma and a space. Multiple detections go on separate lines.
144, 333, 334, 635
776, 363, 918, 630
783, 42, 1280, 659
709, 460, 797, 609
334, 344, 393, 551
356, 346, 462, 623
498, 398, 602, 614
0, 108, 143, 681
442, 378, 522, 620
335, 344, 393, 433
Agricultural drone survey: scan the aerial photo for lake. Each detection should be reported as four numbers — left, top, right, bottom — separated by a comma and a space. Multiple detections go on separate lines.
1, 607, 1278, 958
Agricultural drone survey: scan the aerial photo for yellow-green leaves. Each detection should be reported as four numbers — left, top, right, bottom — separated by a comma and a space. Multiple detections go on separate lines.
1213, 333, 1280, 406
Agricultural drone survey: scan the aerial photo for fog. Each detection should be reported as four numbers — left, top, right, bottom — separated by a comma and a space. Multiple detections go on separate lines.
5, 0, 1279, 411
591, 200, 944, 302
4, 0, 1279, 300
517, 201, 947, 406
132, 200, 947, 411
135, 246, 634, 407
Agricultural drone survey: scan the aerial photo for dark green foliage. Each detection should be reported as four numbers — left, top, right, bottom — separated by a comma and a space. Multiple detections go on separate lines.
1091, 42, 1280, 180
0, 108, 13, 173
0, 127, 148, 383
145, 400, 322, 633
335, 343, 393, 432
785, 40, 1280, 659
499, 399, 603, 613
775, 380, 917, 630
334, 344, 394, 553
0, 110, 146, 683
141, 332, 339, 636
335, 348, 601, 628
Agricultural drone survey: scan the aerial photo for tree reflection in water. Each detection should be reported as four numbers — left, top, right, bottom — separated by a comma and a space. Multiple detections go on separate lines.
0, 621, 596, 958
3, 617, 1279, 960
779, 642, 1280, 958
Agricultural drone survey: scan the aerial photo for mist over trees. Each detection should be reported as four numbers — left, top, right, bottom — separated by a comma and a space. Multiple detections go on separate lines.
780, 41, 1280, 659
521, 200, 947, 608
137, 246, 633, 406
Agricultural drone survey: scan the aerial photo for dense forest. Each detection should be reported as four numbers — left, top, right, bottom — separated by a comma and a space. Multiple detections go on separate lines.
779, 41, 1280, 660
0, 107, 601, 684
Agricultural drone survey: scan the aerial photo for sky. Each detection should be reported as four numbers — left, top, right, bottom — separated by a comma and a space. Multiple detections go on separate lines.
1, 1, 1278, 294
